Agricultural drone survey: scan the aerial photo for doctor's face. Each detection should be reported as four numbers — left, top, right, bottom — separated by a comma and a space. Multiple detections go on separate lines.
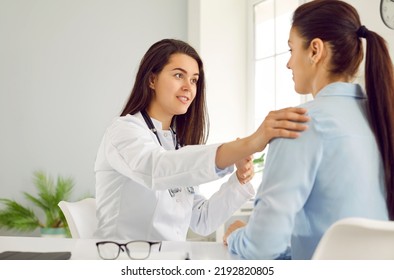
148, 53, 199, 121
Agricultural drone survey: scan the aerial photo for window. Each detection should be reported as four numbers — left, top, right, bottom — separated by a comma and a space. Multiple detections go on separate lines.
248, 0, 311, 134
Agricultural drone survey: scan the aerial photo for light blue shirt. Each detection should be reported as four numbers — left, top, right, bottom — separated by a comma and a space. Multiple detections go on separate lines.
227, 82, 388, 259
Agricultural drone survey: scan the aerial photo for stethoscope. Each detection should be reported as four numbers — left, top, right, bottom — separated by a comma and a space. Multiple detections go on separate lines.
141, 110, 195, 197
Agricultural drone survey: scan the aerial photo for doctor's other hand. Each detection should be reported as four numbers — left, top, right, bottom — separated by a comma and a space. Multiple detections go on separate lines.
223, 220, 246, 246
235, 154, 254, 185
253, 107, 309, 151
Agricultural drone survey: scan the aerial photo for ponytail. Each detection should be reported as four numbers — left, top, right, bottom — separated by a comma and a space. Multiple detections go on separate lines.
363, 29, 394, 220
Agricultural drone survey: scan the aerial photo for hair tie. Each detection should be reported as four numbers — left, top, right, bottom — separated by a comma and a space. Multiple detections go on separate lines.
357, 25, 368, 38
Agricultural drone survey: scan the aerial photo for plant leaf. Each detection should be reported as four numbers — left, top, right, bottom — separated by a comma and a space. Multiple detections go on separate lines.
0, 199, 41, 231
0, 170, 75, 231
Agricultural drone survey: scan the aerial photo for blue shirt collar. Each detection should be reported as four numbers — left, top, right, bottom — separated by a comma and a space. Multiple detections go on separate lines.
315, 82, 366, 99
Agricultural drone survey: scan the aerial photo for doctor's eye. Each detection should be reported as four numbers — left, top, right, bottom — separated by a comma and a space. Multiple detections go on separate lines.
174, 73, 183, 79
190, 77, 198, 85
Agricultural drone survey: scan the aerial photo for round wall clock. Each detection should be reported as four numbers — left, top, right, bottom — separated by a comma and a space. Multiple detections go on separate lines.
380, 0, 394, 29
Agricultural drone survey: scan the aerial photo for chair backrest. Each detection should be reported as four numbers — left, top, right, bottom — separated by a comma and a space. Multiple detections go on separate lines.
58, 198, 97, 239
312, 217, 394, 260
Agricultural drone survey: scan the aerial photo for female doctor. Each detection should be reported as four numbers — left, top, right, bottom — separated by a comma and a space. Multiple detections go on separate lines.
94, 39, 309, 241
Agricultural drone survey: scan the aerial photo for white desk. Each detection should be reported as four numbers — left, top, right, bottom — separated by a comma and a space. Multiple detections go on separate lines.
0, 236, 239, 260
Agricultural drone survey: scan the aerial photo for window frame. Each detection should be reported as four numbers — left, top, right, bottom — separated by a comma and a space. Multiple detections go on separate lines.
246, 0, 310, 135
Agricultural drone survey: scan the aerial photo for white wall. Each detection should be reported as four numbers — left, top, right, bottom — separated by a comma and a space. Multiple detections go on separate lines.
345, 0, 394, 84
187, 0, 247, 199
188, 0, 247, 144
347, 0, 394, 55
0, 0, 187, 235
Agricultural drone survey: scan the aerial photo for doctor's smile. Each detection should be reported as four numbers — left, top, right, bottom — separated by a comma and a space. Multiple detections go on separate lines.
176, 95, 191, 104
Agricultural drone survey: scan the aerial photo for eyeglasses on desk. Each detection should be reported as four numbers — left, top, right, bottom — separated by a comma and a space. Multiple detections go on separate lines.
96, 240, 162, 260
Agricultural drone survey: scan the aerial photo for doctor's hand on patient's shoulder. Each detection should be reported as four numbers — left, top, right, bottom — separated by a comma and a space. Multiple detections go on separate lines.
235, 154, 254, 184
252, 107, 309, 151
215, 107, 308, 170
223, 220, 246, 246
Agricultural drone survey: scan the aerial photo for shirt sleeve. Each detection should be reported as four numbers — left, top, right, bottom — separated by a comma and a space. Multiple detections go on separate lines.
227, 120, 323, 259
189, 173, 255, 236
96, 116, 232, 191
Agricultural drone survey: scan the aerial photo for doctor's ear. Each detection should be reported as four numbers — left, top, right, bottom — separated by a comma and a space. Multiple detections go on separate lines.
149, 74, 157, 90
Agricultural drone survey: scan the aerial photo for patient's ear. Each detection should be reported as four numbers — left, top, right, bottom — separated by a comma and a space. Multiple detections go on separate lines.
309, 38, 325, 64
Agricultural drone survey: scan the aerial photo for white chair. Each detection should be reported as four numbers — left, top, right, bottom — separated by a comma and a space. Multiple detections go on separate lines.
312, 217, 394, 260
58, 198, 98, 239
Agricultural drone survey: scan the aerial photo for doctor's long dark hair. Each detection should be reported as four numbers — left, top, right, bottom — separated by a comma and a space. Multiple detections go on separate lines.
121, 39, 209, 146
292, 0, 394, 219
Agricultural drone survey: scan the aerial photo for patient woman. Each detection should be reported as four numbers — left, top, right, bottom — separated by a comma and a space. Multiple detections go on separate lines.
94, 38, 309, 241
224, 0, 394, 259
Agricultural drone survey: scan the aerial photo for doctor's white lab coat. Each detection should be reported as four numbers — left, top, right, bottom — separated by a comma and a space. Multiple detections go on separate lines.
94, 112, 254, 241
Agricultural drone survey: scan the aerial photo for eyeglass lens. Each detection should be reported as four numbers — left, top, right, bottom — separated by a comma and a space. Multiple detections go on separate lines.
97, 242, 120, 260
125, 241, 151, 259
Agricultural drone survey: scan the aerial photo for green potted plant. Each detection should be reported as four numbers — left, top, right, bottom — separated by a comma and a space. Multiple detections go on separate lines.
0, 170, 74, 237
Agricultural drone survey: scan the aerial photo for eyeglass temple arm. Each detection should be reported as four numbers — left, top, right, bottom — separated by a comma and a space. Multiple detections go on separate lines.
152, 241, 162, 252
